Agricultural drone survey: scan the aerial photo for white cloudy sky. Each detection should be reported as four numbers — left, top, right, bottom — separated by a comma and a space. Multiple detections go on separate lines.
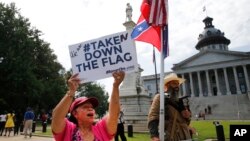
2, 0, 250, 95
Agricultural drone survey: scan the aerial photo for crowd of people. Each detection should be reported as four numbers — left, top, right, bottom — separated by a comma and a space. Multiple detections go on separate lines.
0, 71, 197, 141
0, 110, 18, 137
0, 107, 49, 138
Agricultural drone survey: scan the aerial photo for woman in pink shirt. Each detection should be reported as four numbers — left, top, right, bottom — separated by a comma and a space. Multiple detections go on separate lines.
51, 71, 125, 141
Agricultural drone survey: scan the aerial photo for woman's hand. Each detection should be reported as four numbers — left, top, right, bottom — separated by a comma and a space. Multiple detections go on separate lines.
67, 73, 81, 93
112, 71, 125, 87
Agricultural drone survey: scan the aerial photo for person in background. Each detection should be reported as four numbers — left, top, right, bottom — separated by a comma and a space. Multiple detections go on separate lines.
51, 71, 125, 141
148, 73, 196, 141
4, 110, 15, 137
115, 105, 127, 141
41, 111, 48, 132
14, 110, 23, 135
23, 107, 35, 138
0, 111, 7, 136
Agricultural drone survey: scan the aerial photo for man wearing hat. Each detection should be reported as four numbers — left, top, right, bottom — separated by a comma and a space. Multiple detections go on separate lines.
148, 73, 195, 141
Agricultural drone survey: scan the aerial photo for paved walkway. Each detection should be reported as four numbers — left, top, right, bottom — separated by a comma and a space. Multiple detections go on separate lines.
0, 135, 55, 141
0, 135, 226, 141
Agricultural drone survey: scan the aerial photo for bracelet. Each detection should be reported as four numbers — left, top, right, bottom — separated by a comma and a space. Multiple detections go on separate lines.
66, 91, 74, 98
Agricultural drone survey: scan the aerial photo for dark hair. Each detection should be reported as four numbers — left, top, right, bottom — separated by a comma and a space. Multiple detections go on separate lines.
68, 114, 78, 125
26, 107, 32, 111
68, 102, 83, 125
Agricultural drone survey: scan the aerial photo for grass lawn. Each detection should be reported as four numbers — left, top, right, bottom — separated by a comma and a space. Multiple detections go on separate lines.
34, 120, 250, 141
191, 120, 250, 141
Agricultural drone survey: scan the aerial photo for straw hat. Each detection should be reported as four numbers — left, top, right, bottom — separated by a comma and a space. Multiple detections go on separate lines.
164, 73, 185, 85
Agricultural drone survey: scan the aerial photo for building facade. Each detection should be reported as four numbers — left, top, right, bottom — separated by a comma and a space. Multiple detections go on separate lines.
142, 17, 250, 120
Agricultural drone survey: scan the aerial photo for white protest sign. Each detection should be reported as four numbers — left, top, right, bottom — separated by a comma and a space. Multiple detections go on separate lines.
69, 31, 138, 83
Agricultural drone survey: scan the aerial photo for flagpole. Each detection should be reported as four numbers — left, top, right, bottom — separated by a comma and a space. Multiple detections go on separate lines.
159, 28, 165, 141
153, 47, 159, 93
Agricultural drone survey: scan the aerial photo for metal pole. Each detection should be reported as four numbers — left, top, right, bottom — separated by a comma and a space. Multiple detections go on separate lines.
153, 47, 159, 93
159, 26, 165, 141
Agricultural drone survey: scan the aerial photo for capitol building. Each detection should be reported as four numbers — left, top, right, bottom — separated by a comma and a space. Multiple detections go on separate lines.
119, 3, 250, 132
142, 16, 250, 120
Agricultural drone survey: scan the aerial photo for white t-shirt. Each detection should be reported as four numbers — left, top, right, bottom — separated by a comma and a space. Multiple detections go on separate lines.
0, 114, 6, 122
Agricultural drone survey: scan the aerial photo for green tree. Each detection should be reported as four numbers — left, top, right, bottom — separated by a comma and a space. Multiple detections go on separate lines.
0, 2, 67, 114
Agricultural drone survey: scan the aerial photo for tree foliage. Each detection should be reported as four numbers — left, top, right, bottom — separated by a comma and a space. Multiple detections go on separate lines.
0, 2, 67, 114
0, 2, 109, 118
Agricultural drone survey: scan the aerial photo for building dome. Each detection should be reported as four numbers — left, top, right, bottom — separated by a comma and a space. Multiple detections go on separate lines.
195, 17, 230, 51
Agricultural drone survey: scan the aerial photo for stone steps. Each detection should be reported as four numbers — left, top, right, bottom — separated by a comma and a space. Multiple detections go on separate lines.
190, 94, 250, 120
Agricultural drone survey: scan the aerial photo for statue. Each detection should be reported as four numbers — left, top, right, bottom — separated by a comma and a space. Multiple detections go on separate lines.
126, 3, 133, 21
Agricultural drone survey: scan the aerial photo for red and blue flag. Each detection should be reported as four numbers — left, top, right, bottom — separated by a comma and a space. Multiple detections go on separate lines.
131, 0, 169, 59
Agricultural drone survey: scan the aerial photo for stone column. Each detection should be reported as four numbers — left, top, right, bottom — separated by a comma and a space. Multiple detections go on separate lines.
206, 70, 212, 96
189, 72, 194, 97
197, 71, 203, 97
177, 74, 182, 97
233, 66, 241, 94
243, 65, 250, 92
223, 68, 231, 95
214, 69, 222, 95
181, 74, 186, 96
